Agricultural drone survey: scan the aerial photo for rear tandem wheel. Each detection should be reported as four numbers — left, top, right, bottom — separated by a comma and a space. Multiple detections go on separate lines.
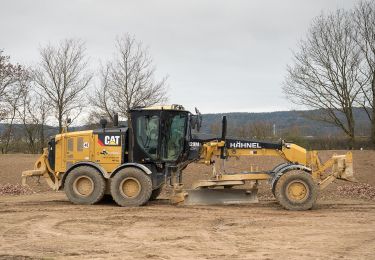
110, 167, 153, 207
64, 166, 106, 205
274, 171, 318, 211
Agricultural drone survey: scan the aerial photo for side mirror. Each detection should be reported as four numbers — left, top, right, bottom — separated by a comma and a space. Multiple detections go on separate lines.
191, 107, 202, 132
191, 116, 197, 129
195, 107, 202, 131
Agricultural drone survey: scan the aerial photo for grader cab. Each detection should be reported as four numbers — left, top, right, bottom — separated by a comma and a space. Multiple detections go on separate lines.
22, 104, 355, 210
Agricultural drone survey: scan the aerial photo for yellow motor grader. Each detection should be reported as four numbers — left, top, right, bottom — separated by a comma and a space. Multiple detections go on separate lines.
22, 105, 355, 210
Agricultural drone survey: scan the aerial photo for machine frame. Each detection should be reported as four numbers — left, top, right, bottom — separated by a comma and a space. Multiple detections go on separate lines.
21, 105, 355, 210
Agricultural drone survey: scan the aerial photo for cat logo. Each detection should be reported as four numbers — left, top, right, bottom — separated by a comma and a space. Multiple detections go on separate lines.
105, 136, 120, 145
98, 134, 121, 146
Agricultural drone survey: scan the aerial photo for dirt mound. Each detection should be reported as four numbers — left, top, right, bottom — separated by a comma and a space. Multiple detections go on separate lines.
0, 183, 34, 196
337, 183, 375, 200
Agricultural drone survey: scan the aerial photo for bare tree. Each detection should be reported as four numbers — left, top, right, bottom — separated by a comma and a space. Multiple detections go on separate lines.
0, 51, 13, 98
19, 86, 51, 153
90, 64, 115, 122
0, 50, 23, 121
1, 68, 28, 153
283, 10, 365, 146
209, 121, 221, 136
247, 121, 273, 140
353, 1, 375, 146
231, 121, 273, 140
91, 34, 168, 123
33, 39, 92, 132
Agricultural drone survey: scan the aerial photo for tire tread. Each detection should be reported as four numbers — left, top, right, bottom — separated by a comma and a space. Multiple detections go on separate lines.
274, 171, 318, 211
110, 168, 152, 207
64, 166, 106, 205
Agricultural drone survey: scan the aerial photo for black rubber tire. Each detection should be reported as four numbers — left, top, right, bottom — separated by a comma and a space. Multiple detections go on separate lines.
149, 186, 163, 201
64, 166, 106, 205
274, 171, 318, 211
110, 168, 152, 207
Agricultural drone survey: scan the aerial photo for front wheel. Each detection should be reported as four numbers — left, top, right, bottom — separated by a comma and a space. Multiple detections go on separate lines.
110, 168, 152, 207
274, 171, 318, 211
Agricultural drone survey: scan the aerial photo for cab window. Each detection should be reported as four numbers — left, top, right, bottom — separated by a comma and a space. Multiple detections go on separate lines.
136, 115, 159, 159
161, 113, 187, 161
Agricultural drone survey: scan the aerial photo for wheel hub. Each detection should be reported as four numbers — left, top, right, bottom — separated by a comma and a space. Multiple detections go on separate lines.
120, 177, 141, 198
286, 181, 309, 202
73, 176, 94, 197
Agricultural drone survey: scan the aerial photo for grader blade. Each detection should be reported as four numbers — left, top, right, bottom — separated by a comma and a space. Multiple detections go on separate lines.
177, 189, 259, 205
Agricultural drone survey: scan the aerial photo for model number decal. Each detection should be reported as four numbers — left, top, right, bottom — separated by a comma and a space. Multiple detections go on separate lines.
189, 141, 201, 147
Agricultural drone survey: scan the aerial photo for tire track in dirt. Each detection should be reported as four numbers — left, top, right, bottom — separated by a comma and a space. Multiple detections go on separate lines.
1, 192, 375, 259
0, 214, 48, 242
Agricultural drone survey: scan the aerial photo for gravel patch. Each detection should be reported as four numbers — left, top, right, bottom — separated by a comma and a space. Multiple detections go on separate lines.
337, 183, 375, 200
0, 183, 34, 196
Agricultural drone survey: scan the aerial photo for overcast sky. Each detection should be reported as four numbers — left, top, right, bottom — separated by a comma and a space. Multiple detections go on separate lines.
0, 0, 361, 114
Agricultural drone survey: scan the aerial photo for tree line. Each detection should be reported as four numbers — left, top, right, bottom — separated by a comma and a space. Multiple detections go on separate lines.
207, 1, 375, 149
208, 119, 372, 150
283, 1, 375, 147
1, 1, 375, 153
0, 34, 168, 153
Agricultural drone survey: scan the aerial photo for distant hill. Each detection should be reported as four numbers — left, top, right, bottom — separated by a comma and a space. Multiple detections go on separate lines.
199, 108, 371, 137
0, 108, 371, 139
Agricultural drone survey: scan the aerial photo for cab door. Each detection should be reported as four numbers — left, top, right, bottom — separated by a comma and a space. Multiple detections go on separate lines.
131, 112, 161, 163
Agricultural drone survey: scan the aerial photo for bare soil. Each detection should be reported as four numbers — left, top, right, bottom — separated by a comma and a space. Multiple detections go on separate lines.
0, 151, 375, 259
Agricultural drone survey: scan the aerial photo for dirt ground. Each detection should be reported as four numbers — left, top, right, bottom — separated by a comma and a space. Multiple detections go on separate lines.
0, 151, 375, 259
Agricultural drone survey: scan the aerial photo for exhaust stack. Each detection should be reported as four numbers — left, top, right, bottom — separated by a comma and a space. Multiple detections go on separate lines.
113, 113, 119, 127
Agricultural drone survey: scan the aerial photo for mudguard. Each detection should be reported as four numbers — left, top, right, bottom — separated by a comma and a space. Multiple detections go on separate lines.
109, 163, 153, 178
270, 164, 312, 195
